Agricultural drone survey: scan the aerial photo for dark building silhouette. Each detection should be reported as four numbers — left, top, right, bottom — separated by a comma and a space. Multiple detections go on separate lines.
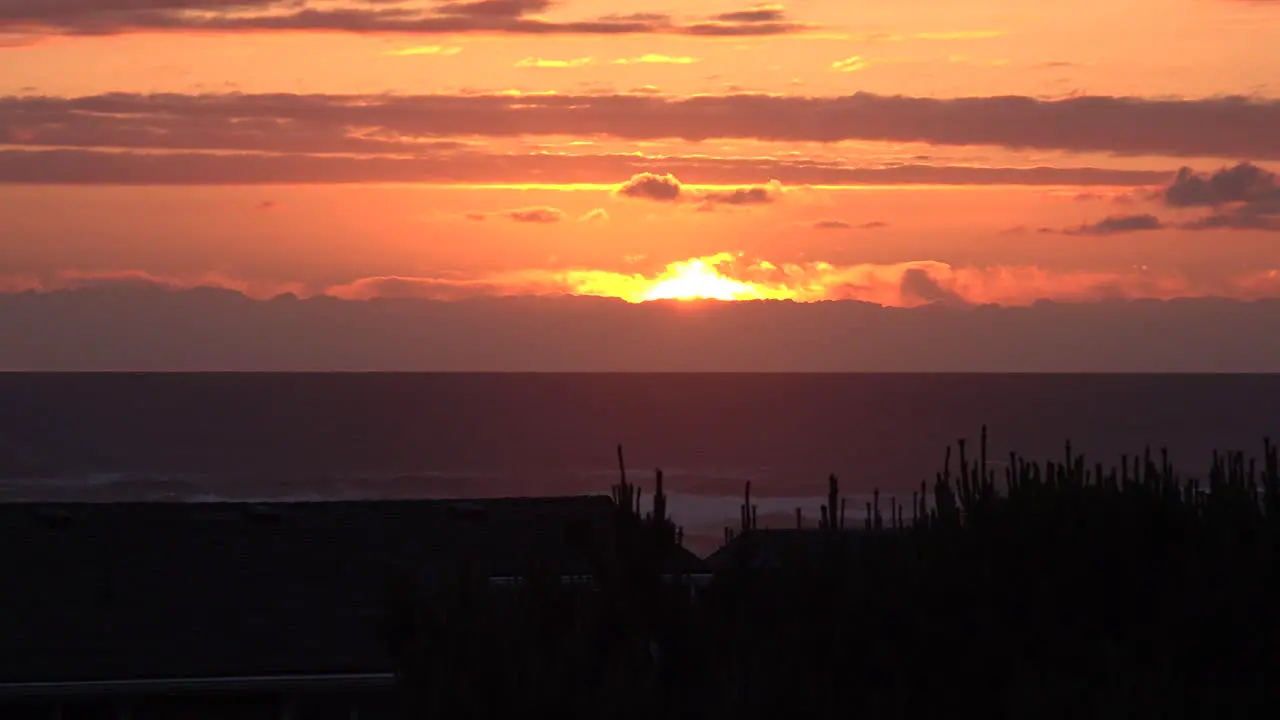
0, 498, 707, 719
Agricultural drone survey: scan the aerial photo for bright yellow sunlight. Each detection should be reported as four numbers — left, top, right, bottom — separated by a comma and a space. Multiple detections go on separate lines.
557, 252, 801, 303
638, 254, 795, 302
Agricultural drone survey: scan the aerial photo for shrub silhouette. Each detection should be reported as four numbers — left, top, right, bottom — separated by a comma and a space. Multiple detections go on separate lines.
383, 429, 1277, 718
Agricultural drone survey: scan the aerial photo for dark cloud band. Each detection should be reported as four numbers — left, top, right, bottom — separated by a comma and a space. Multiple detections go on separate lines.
0, 0, 811, 36
0, 148, 1171, 186
4, 91, 1278, 159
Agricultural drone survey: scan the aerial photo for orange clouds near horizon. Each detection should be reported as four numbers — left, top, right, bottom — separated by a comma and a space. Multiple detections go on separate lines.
322, 253, 1280, 306
17, 253, 1264, 308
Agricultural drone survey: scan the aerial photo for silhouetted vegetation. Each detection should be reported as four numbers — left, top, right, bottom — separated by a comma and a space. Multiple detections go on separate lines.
383, 429, 1278, 718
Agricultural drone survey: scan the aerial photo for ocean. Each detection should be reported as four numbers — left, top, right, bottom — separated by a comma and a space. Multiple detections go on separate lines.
2, 373, 1278, 554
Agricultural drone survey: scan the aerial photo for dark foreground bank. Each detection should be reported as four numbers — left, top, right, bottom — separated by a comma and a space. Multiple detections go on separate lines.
390, 431, 1277, 719
1, 430, 1276, 719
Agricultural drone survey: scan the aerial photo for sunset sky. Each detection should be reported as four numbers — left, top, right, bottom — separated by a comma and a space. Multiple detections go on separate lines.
2, 0, 1279, 311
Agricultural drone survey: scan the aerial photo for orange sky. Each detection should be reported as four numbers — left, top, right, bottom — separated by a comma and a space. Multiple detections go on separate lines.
1, 0, 1279, 306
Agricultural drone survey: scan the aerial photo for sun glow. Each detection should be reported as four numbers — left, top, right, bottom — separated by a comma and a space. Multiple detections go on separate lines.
637, 253, 795, 302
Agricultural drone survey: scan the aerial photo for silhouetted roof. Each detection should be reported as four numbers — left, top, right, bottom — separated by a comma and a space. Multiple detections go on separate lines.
705, 529, 884, 571
665, 544, 712, 575
0, 498, 624, 683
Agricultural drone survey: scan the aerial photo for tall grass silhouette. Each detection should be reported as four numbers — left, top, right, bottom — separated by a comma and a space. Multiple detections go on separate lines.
383, 427, 1277, 718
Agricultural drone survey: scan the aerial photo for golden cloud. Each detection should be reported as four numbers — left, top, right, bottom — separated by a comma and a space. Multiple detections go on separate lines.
611, 54, 699, 65
323, 252, 1280, 307
13, 259, 1280, 308
831, 56, 870, 72
514, 57, 595, 68
386, 45, 463, 56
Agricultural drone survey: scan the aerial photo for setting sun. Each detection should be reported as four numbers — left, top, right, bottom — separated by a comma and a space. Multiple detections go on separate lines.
639, 254, 792, 303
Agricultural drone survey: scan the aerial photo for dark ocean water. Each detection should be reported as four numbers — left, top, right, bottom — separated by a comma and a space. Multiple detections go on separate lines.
2, 373, 1279, 552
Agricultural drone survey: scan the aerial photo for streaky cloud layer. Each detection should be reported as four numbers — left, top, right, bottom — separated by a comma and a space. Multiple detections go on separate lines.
3, 92, 1279, 159
0, 149, 1172, 187
0, 0, 816, 37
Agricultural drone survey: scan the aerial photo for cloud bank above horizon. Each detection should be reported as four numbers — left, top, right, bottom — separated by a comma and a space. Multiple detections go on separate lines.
3, 0, 1280, 370
5, 284, 1280, 371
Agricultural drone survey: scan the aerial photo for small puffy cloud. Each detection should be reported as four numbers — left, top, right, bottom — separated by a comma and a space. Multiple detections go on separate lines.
1061, 213, 1165, 236
1164, 162, 1280, 207
1160, 162, 1280, 232
578, 208, 610, 222
701, 180, 780, 206
503, 206, 566, 223
255, 200, 280, 211
614, 171, 783, 210
615, 173, 785, 211
465, 212, 488, 221
616, 172, 684, 201
697, 179, 784, 210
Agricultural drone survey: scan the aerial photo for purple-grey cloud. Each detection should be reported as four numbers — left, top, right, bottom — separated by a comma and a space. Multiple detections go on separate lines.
0, 0, 283, 18
1161, 162, 1280, 232
613, 173, 781, 210
1163, 162, 1280, 207
708, 7, 787, 23
1180, 207, 1280, 231
899, 268, 967, 306
814, 219, 885, 229
4, 286, 1280, 371
435, 0, 554, 18
0, 0, 810, 36
1061, 213, 1165, 236
0, 148, 1178, 186
700, 184, 777, 206
2, 92, 1278, 159
1043, 164, 1280, 235
464, 206, 564, 222
501, 206, 564, 223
